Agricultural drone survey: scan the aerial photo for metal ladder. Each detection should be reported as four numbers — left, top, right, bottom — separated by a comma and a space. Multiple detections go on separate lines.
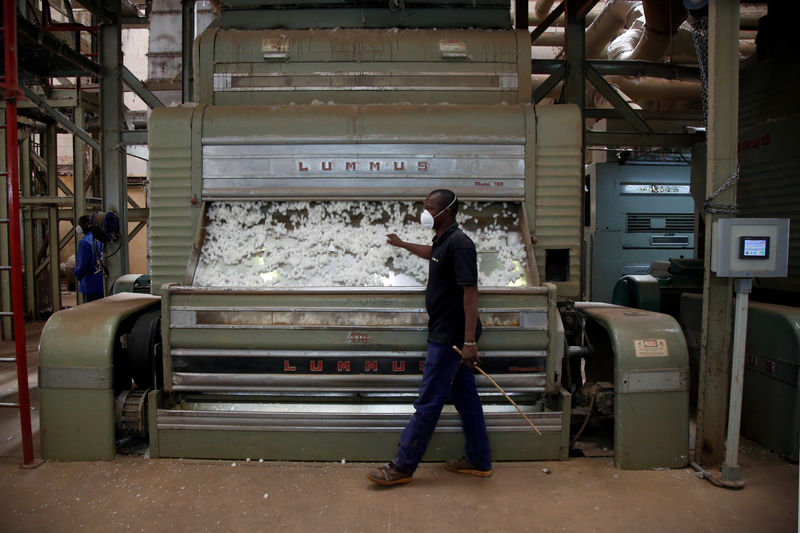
0, 0, 37, 467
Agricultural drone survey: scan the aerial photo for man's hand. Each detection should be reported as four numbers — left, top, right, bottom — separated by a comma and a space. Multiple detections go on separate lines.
386, 233, 404, 248
460, 343, 480, 367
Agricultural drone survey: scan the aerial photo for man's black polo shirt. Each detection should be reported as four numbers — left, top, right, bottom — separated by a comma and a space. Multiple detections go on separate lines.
426, 223, 482, 346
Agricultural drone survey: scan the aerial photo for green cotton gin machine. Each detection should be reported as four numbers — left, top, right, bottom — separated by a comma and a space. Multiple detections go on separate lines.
39, 1, 689, 468
146, 102, 579, 462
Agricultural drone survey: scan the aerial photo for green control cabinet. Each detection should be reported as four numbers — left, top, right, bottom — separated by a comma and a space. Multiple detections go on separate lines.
681, 293, 800, 460
577, 303, 690, 470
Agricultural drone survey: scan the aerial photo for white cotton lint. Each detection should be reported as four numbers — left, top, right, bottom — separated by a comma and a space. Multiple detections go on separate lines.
193, 200, 530, 288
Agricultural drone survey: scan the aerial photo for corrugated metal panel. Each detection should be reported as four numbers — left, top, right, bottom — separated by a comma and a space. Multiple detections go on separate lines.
738, 54, 800, 294
533, 105, 583, 300
149, 107, 199, 295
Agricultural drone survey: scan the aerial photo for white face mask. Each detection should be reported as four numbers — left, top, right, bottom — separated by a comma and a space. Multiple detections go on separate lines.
419, 195, 457, 229
76, 226, 84, 236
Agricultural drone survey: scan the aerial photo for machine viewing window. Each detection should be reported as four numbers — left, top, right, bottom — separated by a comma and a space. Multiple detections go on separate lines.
192, 200, 531, 288
739, 236, 770, 259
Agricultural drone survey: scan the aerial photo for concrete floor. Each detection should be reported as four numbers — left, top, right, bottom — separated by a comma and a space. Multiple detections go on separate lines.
0, 317, 797, 532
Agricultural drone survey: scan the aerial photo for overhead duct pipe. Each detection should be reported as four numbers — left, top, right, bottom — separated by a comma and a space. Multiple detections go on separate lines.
607, 0, 688, 61
585, 0, 643, 59
533, 0, 556, 22
580, 0, 694, 113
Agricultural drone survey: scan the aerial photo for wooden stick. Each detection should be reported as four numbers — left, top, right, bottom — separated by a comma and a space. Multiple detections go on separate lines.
453, 346, 542, 435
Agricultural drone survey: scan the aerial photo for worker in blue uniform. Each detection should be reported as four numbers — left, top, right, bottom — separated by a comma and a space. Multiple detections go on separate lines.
74, 215, 105, 303
367, 189, 492, 486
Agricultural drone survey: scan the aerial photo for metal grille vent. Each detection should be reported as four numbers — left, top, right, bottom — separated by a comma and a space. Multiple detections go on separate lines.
626, 213, 694, 233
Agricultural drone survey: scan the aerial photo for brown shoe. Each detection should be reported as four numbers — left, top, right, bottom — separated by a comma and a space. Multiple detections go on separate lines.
444, 458, 493, 478
367, 463, 413, 486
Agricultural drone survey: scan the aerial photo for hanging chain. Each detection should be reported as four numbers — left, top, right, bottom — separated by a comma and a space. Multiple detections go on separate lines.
702, 165, 740, 214
691, 12, 739, 215
689, 13, 710, 126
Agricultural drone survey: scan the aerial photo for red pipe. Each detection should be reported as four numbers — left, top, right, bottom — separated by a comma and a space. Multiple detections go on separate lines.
4, 0, 36, 467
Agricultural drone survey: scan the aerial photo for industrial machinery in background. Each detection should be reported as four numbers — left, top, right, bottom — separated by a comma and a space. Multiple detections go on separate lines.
614, 13, 800, 461
39, 0, 689, 469
682, 30, 800, 461
585, 160, 695, 310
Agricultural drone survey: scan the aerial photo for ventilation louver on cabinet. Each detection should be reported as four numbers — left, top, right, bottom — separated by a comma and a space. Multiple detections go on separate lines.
626, 213, 694, 233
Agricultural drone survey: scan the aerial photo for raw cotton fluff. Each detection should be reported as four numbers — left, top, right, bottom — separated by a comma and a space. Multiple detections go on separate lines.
193, 200, 529, 288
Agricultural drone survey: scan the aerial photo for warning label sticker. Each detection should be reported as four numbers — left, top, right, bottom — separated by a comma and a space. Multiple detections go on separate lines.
634, 338, 669, 358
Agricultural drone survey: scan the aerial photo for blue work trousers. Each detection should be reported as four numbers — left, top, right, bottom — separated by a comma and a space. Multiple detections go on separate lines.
392, 342, 492, 473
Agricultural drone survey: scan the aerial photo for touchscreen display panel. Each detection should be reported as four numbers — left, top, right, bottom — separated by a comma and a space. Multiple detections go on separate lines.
739, 236, 770, 259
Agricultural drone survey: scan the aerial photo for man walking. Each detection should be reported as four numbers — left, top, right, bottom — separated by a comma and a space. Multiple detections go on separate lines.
367, 189, 492, 486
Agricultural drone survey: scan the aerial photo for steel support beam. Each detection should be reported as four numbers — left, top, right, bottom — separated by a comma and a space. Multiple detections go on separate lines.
46, 124, 61, 313
120, 65, 164, 109
695, 2, 740, 468
100, 1, 129, 290
588, 60, 700, 81
515, 0, 528, 30
533, 62, 566, 104
586, 108, 704, 122
586, 64, 653, 134
182, 0, 196, 103
120, 130, 148, 145
27, 206, 147, 222
17, 17, 101, 77
20, 87, 102, 152
128, 220, 146, 241
68, 0, 113, 23
20, 196, 88, 206
531, 1, 565, 44
20, 139, 37, 318
564, 6, 585, 112
532, 59, 700, 81
585, 131, 704, 148
73, 104, 86, 305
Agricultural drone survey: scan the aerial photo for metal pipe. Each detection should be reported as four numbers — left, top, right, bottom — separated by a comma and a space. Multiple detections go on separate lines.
46, 123, 61, 313
2, 0, 36, 466
100, 1, 129, 288
532, 0, 555, 23
721, 278, 751, 485
73, 105, 86, 305
20, 138, 36, 317
585, 0, 642, 59
181, 0, 196, 103
529, 1, 764, 29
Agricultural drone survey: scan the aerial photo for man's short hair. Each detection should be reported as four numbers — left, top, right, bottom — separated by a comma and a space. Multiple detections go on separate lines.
430, 189, 458, 215
78, 214, 92, 234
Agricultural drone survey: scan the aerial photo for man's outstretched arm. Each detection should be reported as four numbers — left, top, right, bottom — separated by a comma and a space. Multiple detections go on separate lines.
386, 233, 432, 260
